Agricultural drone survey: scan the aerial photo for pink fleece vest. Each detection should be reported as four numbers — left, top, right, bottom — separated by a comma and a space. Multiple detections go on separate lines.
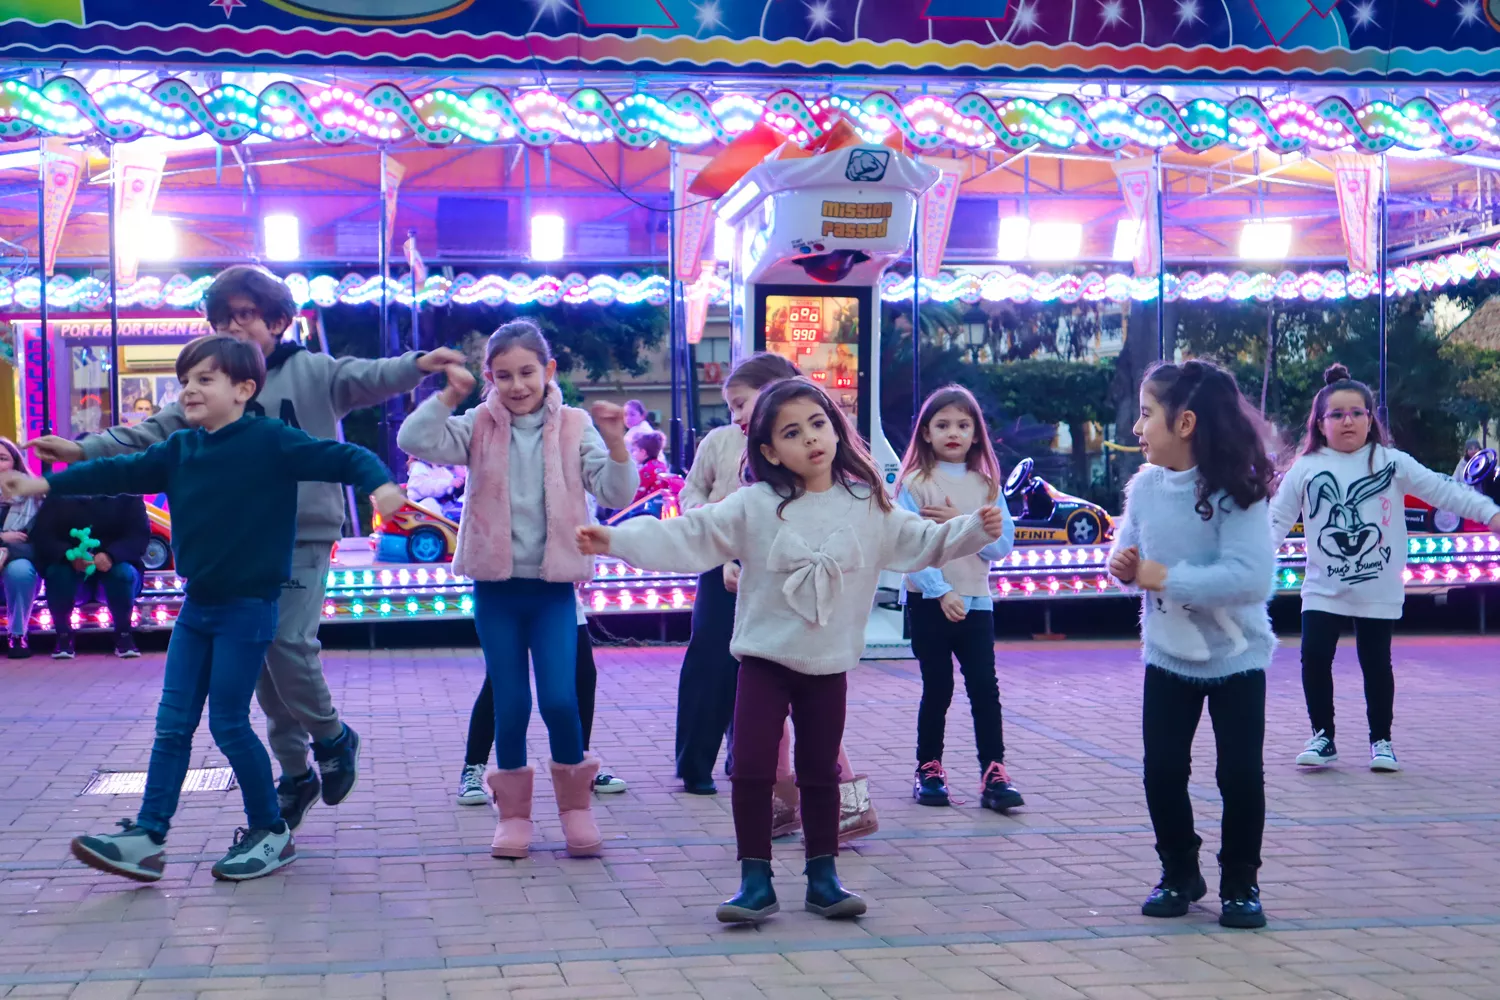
452, 384, 595, 583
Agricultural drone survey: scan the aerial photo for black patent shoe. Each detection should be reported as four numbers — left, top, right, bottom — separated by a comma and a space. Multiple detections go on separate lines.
1141, 847, 1207, 918
1219, 864, 1267, 929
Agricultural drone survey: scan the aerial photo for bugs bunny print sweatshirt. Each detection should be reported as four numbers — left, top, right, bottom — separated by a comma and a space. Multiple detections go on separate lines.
1271, 444, 1500, 620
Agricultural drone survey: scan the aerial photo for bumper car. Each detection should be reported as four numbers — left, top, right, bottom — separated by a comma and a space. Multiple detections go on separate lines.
375, 496, 460, 563
142, 502, 174, 571
1003, 458, 1113, 546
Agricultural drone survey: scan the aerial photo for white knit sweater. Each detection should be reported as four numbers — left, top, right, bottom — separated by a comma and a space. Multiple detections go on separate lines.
678, 424, 746, 508
607, 480, 996, 675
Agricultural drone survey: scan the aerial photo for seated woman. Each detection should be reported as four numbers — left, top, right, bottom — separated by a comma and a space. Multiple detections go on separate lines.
0, 437, 42, 659
32, 490, 149, 660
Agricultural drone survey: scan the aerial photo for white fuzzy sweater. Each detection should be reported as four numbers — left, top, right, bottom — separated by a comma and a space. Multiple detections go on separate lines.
607, 480, 995, 675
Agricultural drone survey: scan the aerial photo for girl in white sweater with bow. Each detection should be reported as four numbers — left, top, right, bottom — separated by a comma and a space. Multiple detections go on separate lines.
578, 378, 1004, 925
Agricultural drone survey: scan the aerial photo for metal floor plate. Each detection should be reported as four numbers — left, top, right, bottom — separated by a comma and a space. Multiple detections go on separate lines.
81, 768, 238, 795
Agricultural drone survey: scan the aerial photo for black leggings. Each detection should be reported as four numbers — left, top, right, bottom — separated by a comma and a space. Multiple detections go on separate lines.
1300, 610, 1395, 744
465, 624, 597, 767
1142, 665, 1265, 871
909, 596, 1005, 769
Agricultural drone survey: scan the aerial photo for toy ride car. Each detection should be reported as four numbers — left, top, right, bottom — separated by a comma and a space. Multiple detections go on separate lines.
1002, 458, 1113, 546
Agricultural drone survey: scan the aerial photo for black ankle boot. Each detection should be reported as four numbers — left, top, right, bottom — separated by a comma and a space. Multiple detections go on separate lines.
803, 855, 867, 919
716, 859, 779, 924
1218, 863, 1266, 929
1141, 847, 1208, 918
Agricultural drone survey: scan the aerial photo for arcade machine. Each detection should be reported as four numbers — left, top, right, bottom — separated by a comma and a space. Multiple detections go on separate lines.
714, 140, 939, 656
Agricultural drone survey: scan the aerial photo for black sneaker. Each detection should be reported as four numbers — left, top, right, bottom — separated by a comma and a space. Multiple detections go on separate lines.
51, 633, 75, 660
1219, 864, 1267, 929
682, 777, 718, 795
114, 633, 140, 659
7, 635, 31, 659
1296, 730, 1338, 767
210, 823, 296, 881
276, 770, 321, 831
312, 724, 360, 806
979, 761, 1025, 812
913, 760, 950, 806
1142, 852, 1208, 918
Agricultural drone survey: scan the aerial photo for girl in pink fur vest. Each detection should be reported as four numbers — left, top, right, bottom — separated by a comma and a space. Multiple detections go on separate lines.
397, 321, 637, 859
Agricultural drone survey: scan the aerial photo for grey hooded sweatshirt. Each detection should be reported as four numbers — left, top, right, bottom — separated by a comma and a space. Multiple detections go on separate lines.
78, 343, 426, 543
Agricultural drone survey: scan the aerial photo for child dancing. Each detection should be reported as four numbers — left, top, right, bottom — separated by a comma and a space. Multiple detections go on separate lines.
1107, 359, 1277, 929
4, 336, 401, 882
579, 377, 1005, 923
398, 320, 636, 858
895, 385, 1021, 811
1271, 364, 1500, 772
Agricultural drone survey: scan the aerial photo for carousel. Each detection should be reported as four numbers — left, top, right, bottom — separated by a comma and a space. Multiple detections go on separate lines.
4, 2, 1500, 633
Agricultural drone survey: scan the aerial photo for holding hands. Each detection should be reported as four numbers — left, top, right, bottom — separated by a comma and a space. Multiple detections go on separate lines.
438, 363, 477, 407
416, 347, 468, 374
576, 524, 613, 556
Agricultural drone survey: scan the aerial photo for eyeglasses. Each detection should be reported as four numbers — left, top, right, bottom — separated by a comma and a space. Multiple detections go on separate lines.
215, 306, 262, 330
1324, 408, 1370, 424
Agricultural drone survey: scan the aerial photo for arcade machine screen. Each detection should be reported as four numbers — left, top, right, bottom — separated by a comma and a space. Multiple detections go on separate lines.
757, 288, 872, 434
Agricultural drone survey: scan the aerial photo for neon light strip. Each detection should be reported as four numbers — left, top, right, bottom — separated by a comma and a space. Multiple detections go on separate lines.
2, 78, 1498, 155
8, 239, 1500, 313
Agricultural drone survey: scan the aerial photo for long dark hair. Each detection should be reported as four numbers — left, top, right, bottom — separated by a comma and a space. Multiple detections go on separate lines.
1143, 359, 1275, 520
1299, 363, 1390, 471
744, 377, 891, 517
897, 384, 1001, 502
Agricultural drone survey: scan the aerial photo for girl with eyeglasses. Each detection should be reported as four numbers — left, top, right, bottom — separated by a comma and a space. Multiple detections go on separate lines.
1270, 364, 1500, 774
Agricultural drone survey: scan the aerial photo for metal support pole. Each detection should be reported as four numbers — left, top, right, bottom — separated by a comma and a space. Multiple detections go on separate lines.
106, 142, 121, 428
1155, 151, 1167, 362
911, 206, 922, 430
378, 148, 394, 472
1377, 154, 1390, 425
667, 156, 683, 470
36, 138, 51, 446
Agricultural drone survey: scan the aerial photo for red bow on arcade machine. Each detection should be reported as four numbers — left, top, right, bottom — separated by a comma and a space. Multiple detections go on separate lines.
703, 122, 939, 655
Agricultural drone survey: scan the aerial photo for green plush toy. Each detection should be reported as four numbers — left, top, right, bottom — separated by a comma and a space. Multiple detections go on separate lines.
66, 526, 101, 576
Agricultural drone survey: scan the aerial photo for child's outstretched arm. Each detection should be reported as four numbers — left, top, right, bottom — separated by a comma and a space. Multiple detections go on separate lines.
1156, 500, 1276, 608
274, 425, 403, 517
328, 347, 467, 417
9, 442, 176, 500
881, 503, 1005, 573
576, 488, 746, 574
1396, 451, 1500, 533
396, 367, 478, 466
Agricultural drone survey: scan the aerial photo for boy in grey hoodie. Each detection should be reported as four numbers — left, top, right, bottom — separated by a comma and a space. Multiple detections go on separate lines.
29, 265, 462, 829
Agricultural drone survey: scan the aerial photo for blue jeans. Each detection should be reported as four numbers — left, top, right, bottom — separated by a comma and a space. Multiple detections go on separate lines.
45, 561, 140, 633
3, 558, 39, 637
472, 579, 584, 770
136, 598, 281, 838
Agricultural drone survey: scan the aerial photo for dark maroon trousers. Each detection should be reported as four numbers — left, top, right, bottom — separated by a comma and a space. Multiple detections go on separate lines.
730, 656, 847, 861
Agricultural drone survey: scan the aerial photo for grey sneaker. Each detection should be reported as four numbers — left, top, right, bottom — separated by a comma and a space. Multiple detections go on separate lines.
70, 820, 166, 882
210, 824, 296, 881
457, 763, 488, 805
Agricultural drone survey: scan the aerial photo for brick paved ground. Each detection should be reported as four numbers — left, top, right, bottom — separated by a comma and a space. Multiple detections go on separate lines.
2, 632, 1500, 999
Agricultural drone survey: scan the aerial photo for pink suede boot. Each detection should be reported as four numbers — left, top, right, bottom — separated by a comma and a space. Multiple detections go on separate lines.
549, 757, 603, 857
485, 766, 534, 859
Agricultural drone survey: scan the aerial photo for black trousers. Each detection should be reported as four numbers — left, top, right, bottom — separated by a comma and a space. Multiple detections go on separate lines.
674, 565, 740, 783
1300, 610, 1395, 744
1142, 665, 1265, 870
465, 624, 596, 766
908, 596, 1006, 769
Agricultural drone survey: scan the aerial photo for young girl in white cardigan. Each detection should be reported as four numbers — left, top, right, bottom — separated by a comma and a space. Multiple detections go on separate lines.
579, 377, 1005, 924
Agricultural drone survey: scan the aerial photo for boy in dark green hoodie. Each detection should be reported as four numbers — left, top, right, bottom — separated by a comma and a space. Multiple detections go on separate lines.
6, 336, 404, 882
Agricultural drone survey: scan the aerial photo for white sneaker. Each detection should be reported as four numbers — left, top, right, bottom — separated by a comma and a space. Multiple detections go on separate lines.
1370, 740, 1401, 772
593, 769, 628, 794
457, 763, 488, 805
1296, 730, 1338, 767
210, 825, 296, 881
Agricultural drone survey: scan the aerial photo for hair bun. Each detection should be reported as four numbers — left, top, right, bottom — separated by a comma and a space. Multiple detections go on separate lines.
1323, 363, 1351, 386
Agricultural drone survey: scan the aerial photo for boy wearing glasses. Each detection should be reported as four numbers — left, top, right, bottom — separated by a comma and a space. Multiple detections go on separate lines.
29, 266, 464, 828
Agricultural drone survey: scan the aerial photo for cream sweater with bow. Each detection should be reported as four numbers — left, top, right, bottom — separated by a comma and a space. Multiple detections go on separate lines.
606, 480, 995, 676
